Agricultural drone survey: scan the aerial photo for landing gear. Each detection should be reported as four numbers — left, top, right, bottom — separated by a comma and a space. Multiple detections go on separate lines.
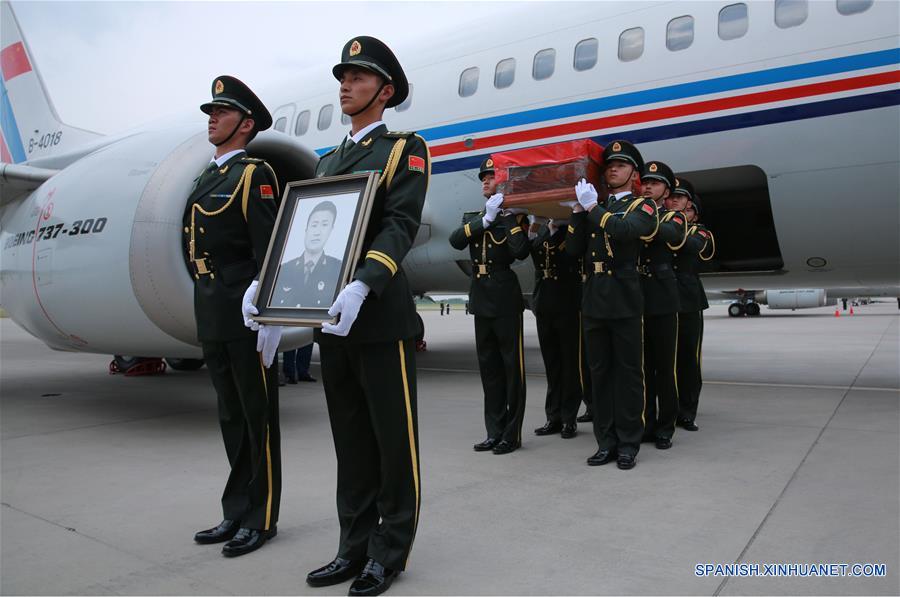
745, 302, 761, 317
110, 356, 166, 376
728, 303, 745, 317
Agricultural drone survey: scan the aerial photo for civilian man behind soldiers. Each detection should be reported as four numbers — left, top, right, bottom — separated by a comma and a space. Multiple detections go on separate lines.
271, 200, 343, 308
637, 161, 687, 450
185, 76, 283, 556
449, 157, 530, 455
665, 178, 715, 432
293, 37, 429, 597
529, 216, 583, 439
566, 140, 658, 470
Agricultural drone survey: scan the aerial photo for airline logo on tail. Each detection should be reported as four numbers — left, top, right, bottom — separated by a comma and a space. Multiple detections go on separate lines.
0, 40, 32, 163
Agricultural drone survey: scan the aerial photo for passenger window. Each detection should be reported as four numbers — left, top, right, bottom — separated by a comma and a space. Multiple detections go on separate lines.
317, 105, 333, 131
494, 59, 516, 89
396, 84, 413, 112
666, 16, 694, 51
532, 48, 556, 80
573, 38, 598, 71
719, 3, 749, 40
459, 67, 479, 97
294, 110, 310, 136
836, 0, 873, 14
775, 0, 808, 27
618, 27, 644, 61
274, 117, 287, 133
341, 112, 350, 126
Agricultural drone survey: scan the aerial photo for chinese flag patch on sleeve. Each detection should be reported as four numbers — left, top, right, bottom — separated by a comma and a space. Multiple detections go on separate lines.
260, 185, 274, 199
673, 215, 683, 224
641, 202, 655, 216
408, 155, 425, 173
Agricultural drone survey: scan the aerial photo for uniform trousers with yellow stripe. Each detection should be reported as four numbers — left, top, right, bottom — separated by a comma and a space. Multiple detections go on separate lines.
583, 315, 645, 457
536, 311, 582, 426
319, 339, 421, 571
475, 313, 526, 443
676, 310, 704, 422
201, 337, 280, 531
642, 313, 679, 441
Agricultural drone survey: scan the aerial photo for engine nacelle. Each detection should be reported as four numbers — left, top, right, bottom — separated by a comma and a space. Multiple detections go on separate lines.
0, 124, 317, 356
756, 288, 827, 310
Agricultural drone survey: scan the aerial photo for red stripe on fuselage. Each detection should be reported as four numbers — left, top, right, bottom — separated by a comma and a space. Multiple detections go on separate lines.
430, 70, 900, 158
0, 130, 11, 162
1, 42, 32, 81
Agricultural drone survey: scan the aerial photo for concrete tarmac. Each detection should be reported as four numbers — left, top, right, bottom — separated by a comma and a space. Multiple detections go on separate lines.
1, 302, 898, 595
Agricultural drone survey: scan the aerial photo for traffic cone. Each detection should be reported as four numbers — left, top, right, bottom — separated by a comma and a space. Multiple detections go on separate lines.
850, 307, 855, 316
834, 309, 840, 317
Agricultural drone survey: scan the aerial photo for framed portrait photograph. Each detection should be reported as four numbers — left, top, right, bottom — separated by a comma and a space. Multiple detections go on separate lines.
252, 172, 379, 326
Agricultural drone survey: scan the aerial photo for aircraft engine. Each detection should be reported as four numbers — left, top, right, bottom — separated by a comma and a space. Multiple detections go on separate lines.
755, 289, 828, 310
0, 124, 317, 356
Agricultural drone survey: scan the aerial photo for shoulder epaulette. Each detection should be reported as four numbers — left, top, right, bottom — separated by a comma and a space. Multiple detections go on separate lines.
383, 131, 414, 139
319, 146, 339, 158
240, 157, 265, 164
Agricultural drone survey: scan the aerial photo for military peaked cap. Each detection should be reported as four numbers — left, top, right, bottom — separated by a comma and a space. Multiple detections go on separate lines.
602, 139, 644, 173
478, 157, 495, 181
200, 75, 272, 131
641, 160, 676, 189
332, 36, 409, 108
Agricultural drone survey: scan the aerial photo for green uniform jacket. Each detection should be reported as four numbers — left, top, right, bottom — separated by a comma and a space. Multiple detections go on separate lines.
529, 225, 581, 316
673, 223, 713, 312
640, 208, 688, 316
449, 211, 530, 318
182, 154, 279, 342
565, 193, 658, 320
314, 124, 430, 344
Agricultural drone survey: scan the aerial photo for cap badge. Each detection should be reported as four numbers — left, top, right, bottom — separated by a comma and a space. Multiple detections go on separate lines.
214, 79, 224, 94
349, 40, 362, 56
612, 142, 621, 152
318, 281, 325, 291
649, 163, 658, 172
485, 158, 493, 168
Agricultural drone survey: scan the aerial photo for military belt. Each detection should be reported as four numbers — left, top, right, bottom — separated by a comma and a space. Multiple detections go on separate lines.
588, 261, 637, 277
192, 257, 215, 278
474, 264, 510, 278
639, 263, 673, 276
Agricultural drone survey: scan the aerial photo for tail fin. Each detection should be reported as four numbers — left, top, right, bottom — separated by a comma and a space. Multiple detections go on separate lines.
1, 0, 101, 164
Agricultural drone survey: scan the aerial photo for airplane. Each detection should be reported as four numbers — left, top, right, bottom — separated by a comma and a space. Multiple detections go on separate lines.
1, 0, 898, 362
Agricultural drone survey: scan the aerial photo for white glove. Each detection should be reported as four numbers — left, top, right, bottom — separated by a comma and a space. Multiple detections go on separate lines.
242, 280, 260, 331
256, 324, 282, 368
322, 280, 370, 336
483, 193, 504, 226
548, 219, 558, 235
575, 178, 598, 211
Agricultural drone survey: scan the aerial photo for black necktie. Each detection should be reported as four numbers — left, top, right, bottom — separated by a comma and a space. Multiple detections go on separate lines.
303, 261, 313, 285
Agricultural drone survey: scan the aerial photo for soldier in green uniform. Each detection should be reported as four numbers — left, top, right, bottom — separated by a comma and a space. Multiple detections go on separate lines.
301, 37, 429, 597
529, 217, 582, 439
449, 157, 530, 455
665, 179, 715, 431
566, 140, 658, 470
637, 161, 688, 450
185, 76, 282, 557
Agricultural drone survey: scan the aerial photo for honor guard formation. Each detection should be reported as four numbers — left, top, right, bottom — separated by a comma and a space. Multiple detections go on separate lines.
185, 34, 713, 597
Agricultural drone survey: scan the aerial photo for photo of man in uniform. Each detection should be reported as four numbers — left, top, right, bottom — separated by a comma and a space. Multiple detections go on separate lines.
271, 200, 343, 309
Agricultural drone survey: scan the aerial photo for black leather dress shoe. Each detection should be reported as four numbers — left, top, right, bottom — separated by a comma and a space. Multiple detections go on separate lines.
491, 440, 520, 455
560, 423, 577, 439
586, 449, 616, 466
617, 453, 636, 470
307, 557, 366, 587
677, 419, 699, 431
534, 420, 562, 436
286, 374, 298, 384
576, 410, 593, 423
655, 437, 672, 450
194, 519, 240, 544
298, 374, 317, 382
221, 527, 276, 557
348, 559, 399, 596
473, 437, 500, 452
